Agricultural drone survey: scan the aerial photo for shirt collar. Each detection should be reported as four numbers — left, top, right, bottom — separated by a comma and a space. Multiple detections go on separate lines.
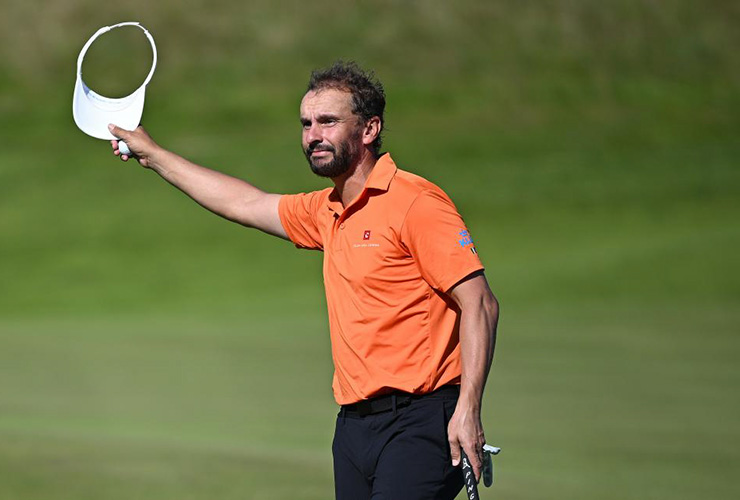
327, 153, 398, 214
365, 153, 397, 192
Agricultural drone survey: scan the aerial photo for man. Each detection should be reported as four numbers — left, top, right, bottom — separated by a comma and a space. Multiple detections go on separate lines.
109, 61, 499, 500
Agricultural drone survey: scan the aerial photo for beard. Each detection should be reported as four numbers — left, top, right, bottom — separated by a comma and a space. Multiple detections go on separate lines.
304, 134, 362, 179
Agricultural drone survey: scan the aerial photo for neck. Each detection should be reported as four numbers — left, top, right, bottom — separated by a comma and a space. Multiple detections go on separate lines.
332, 149, 378, 207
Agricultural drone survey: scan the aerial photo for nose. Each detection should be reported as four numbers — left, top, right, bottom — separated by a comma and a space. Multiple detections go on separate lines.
304, 122, 322, 145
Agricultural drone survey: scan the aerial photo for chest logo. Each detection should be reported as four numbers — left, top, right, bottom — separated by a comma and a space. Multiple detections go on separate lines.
354, 229, 379, 248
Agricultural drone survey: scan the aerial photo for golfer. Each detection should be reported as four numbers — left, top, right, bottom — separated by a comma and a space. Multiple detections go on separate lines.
108, 61, 499, 500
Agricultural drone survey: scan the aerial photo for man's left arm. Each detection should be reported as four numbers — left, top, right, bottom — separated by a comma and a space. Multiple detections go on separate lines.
446, 271, 499, 481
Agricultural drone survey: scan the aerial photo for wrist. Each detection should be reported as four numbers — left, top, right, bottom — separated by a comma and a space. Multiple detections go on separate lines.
148, 146, 171, 173
456, 391, 482, 413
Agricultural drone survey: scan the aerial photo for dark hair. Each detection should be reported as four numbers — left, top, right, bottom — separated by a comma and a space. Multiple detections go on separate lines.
307, 61, 386, 155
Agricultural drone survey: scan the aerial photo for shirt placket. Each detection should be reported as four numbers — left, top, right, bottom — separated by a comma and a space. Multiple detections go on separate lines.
332, 213, 345, 253
331, 189, 369, 253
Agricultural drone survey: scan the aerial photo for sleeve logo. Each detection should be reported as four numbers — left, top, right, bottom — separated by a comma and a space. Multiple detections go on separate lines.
458, 229, 477, 254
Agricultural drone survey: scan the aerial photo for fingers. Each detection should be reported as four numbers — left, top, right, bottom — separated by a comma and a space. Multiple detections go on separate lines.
108, 123, 130, 139
461, 442, 483, 481
449, 436, 462, 467
110, 139, 128, 160
109, 126, 136, 161
449, 426, 485, 480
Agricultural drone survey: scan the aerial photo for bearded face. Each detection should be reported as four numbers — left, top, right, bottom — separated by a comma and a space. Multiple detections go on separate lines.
300, 89, 366, 179
303, 126, 363, 178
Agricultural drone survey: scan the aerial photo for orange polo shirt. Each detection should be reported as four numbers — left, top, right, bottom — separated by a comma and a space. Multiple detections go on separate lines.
278, 153, 484, 405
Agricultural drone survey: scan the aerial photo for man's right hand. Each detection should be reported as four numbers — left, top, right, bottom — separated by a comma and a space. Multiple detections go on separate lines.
108, 124, 161, 168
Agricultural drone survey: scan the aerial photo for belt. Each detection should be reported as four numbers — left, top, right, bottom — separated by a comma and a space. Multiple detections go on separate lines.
341, 385, 460, 417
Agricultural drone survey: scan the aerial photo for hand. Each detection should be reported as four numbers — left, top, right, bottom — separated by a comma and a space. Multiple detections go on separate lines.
448, 402, 486, 482
108, 123, 161, 168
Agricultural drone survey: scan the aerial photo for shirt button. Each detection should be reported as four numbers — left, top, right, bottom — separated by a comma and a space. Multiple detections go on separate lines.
339, 223, 345, 229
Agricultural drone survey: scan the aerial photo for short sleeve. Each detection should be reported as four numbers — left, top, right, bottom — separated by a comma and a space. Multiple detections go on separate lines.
278, 190, 327, 250
400, 189, 484, 292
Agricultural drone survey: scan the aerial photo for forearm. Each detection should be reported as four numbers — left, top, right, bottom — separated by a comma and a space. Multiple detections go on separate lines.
148, 147, 266, 223
458, 291, 498, 410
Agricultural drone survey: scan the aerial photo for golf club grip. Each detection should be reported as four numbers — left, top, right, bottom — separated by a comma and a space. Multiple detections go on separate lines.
460, 449, 480, 500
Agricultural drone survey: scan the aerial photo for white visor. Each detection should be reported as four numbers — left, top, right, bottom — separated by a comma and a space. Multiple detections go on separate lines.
73, 22, 157, 140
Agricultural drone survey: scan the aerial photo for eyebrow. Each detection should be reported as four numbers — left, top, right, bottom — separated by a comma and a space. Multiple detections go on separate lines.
300, 113, 342, 125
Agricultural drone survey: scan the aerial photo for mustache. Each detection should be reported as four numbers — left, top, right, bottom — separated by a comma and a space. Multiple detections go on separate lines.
306, 142, 336, 155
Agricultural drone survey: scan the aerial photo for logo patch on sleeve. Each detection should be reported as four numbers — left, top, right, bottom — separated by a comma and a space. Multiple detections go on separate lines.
458, 229, 477, 254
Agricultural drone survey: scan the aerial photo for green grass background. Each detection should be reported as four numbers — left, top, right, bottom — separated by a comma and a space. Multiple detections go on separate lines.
1, 1, 738, 499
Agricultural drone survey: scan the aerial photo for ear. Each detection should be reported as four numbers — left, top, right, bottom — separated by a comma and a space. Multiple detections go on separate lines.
361, 116, 381, 147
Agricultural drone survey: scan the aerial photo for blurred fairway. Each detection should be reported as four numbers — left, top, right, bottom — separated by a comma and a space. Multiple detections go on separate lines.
1, 1, 739, 499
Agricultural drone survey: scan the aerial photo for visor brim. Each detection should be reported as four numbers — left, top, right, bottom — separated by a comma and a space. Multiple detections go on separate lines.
73, 77, 146, 140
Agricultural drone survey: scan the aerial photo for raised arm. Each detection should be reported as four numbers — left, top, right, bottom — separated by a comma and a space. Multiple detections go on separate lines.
108, 124, 288, 239
445, 271, 499, 481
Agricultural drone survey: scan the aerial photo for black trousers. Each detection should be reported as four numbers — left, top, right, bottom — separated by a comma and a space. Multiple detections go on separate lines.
333, 389, 464, 500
